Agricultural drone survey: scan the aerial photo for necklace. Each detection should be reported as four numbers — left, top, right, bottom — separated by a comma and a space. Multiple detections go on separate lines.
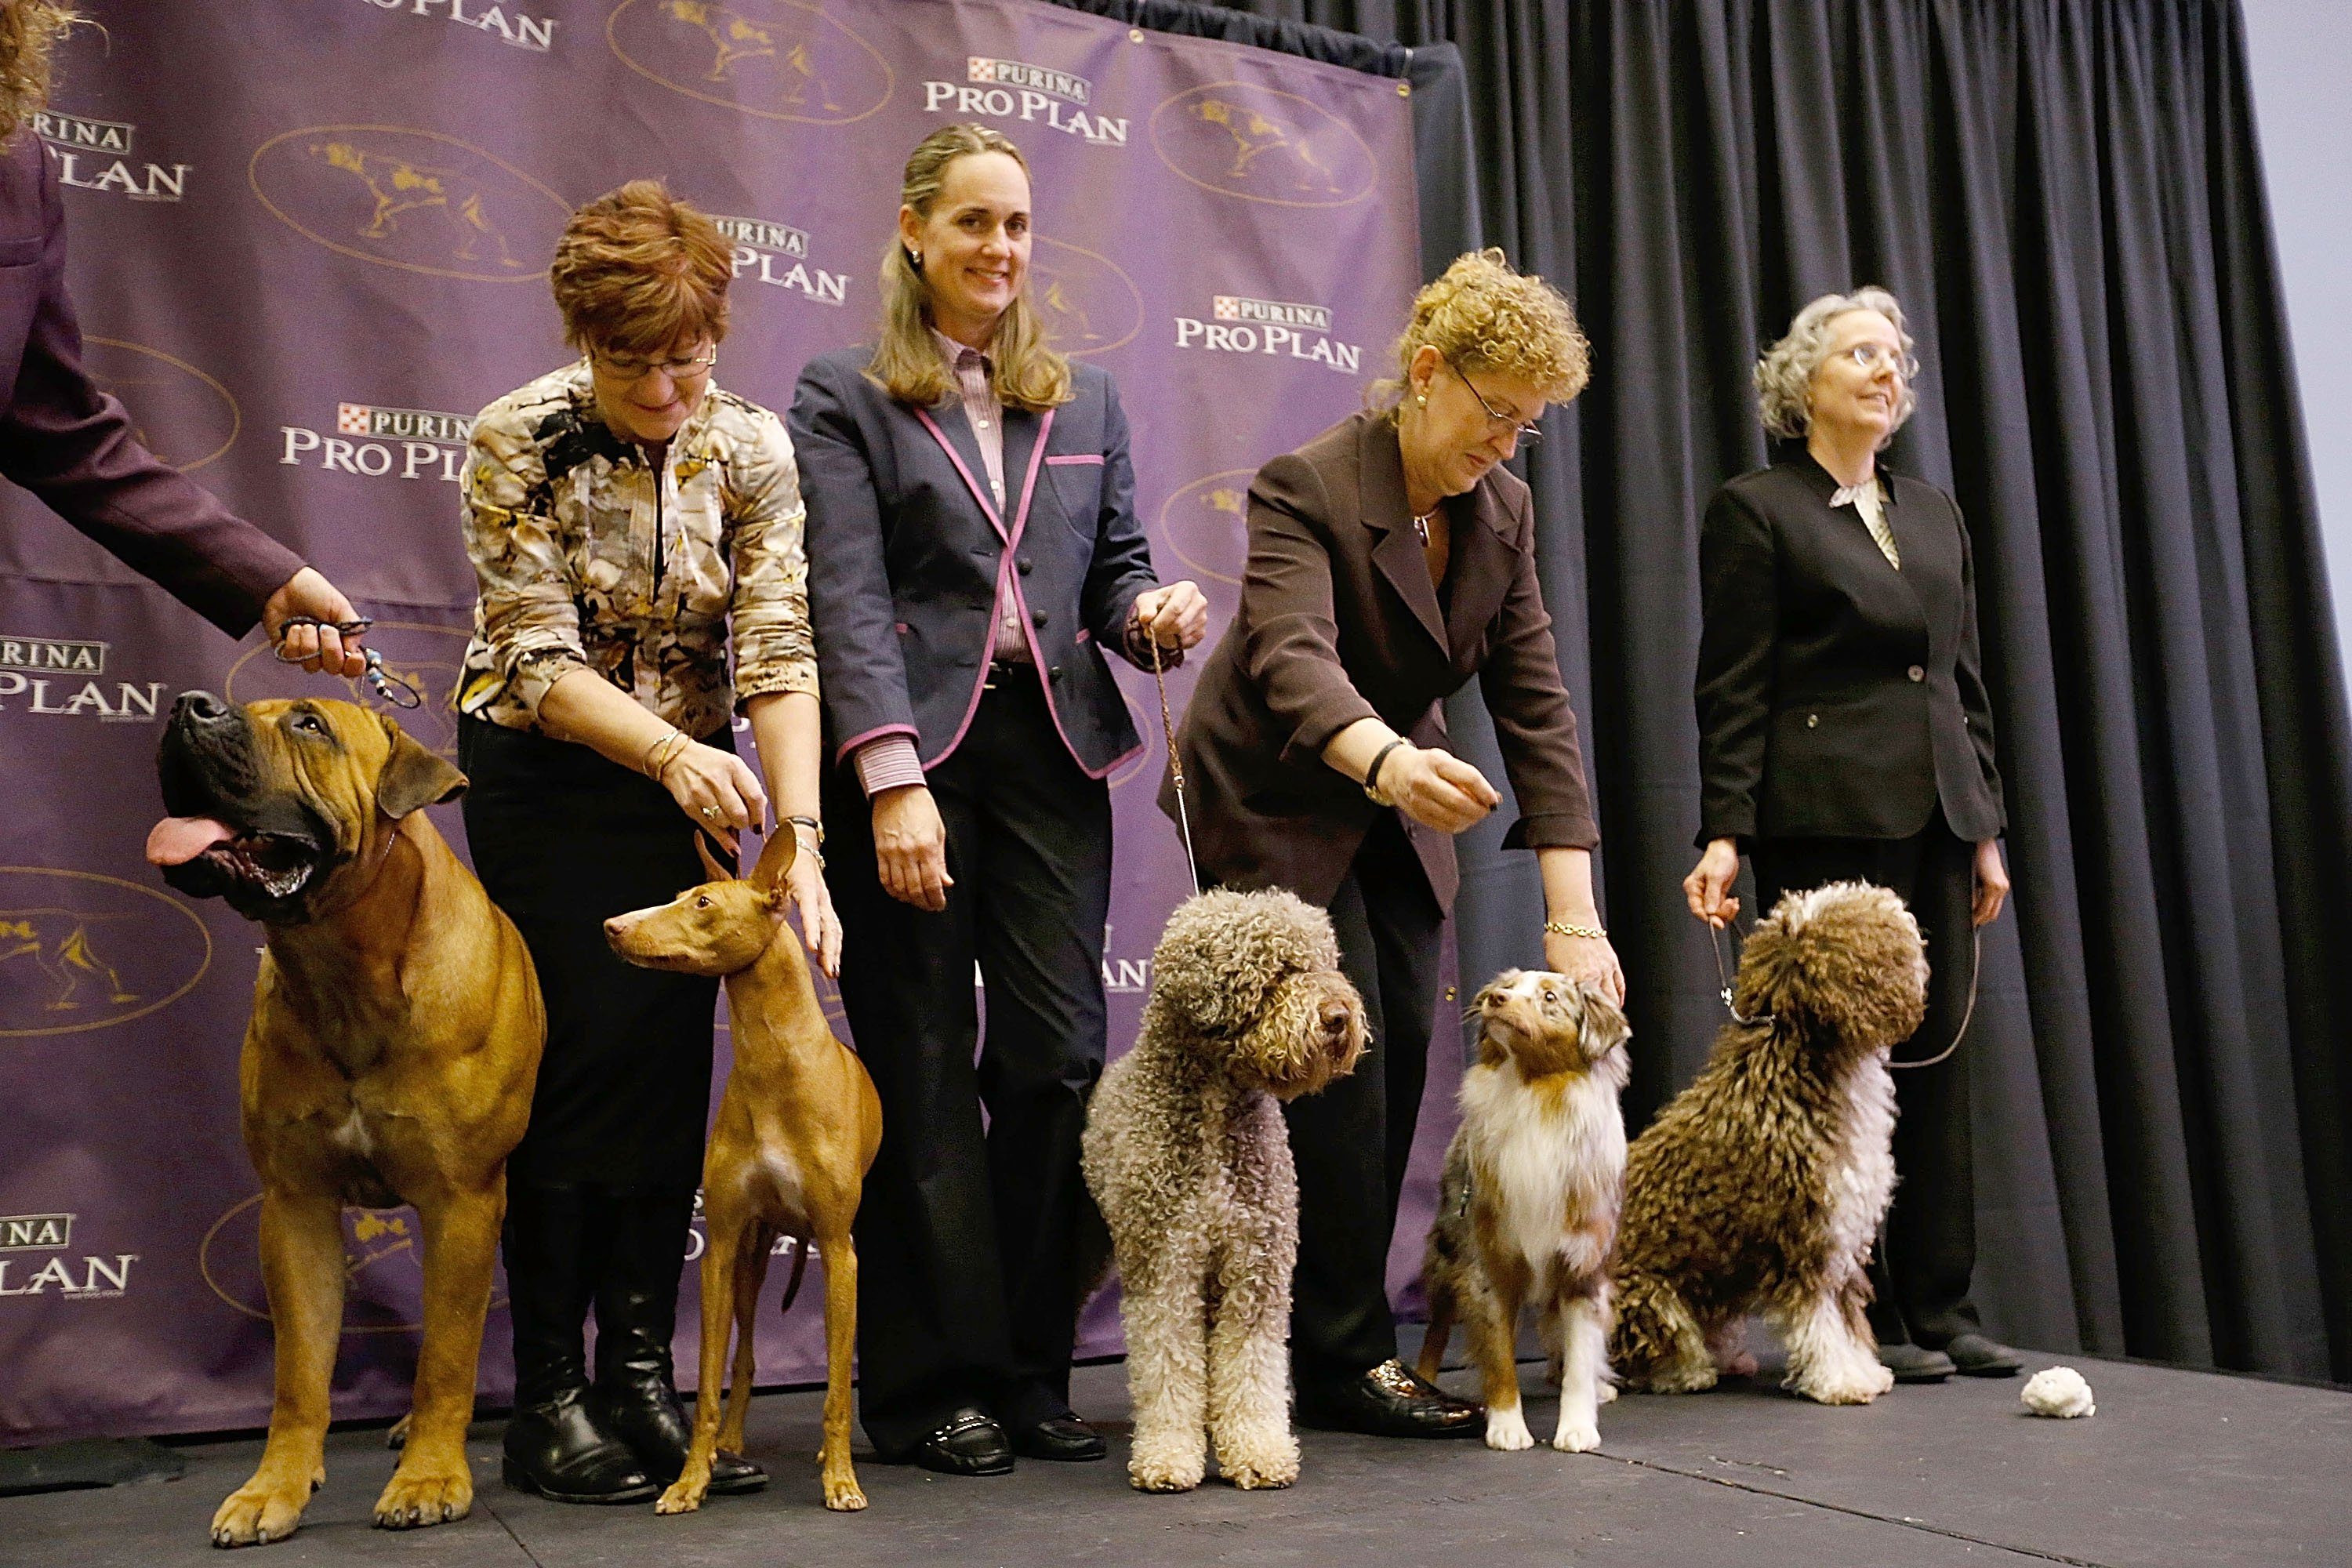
1411, 508, 1436, 546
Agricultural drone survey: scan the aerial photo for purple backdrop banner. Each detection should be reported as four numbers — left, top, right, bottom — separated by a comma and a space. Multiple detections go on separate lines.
0, 0, 1432, 1445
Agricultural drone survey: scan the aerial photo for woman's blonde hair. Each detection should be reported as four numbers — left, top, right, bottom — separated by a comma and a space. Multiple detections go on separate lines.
0, 3, 78, 143
1754, 287, 1918, 444
1374, 248, 1589, 415
866, 124, 1071, 412
549, 180, 734, 358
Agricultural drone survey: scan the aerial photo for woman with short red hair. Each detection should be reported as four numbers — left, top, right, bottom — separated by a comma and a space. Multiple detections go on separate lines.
456, 180, 832, 1505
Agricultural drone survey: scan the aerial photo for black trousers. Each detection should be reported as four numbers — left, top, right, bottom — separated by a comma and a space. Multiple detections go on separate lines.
1283, 812, 1446, 1396
1751, 809, 1985, 1348
457, 716, 722, 1195
825, 671, 1112, 1456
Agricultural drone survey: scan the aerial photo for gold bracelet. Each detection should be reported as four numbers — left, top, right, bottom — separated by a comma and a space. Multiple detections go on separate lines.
645, 731, 690, 781
1544, 920, 1607, 940
640, 728, 678, 777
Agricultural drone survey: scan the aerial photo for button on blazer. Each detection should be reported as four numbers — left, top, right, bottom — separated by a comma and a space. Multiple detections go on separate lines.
790, 347, 1165, 778
1167, 409, 1599, 912
1694, 452, 2004, 848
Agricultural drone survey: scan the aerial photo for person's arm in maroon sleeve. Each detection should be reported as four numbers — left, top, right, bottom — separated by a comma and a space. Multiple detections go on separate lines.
0, 143, 360, 673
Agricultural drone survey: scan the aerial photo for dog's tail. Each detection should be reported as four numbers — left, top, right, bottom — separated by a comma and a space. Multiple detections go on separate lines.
775, 1233, 813, 1317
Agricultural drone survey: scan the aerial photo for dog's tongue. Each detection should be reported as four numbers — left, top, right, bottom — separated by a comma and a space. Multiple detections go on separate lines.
147, 815, 237, 867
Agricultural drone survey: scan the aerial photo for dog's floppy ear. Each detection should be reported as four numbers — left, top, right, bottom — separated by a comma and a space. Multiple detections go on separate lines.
1570, 982, 1633, 1079
375, 716, 466, 819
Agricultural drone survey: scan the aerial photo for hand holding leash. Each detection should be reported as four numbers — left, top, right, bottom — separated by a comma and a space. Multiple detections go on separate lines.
270, 614, 424, 710
262, 568, 370, 677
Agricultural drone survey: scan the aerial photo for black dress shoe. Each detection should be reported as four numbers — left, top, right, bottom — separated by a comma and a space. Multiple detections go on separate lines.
1011, 1414, 1107, 1462
1941, 1332, 2022, 1377
502, 1388, 662, 1504
1296, 1359, 1483, 1439
910, 1407, 1014, 1475
1878, 1342, 1956, 1382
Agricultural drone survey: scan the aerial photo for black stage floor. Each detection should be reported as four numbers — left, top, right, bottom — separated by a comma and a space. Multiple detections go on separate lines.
7, 1341, 2346, 1567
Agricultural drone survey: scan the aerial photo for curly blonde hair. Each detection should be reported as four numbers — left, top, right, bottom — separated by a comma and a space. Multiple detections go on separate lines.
1374, 248, 1589, 414
548, 180, 734, 357
0, 3, 78, 143
868, 124, 1070, 413
1754, 288, 1918, 444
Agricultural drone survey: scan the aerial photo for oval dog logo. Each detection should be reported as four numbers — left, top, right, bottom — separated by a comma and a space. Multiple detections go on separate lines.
84, 339, 240, 474
224, 621, 470, 763
1150, 83, 1377, 208
1154, 468, 1254, 639
200, 1196, 509, 1334
1033, 238, 1142, 358
0, 867, 212, 1040
606, 0, 893, 126
249, 125, 570, 283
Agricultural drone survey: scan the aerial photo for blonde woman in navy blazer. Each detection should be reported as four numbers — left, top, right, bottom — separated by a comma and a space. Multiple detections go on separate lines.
790, 125, 1207, 1476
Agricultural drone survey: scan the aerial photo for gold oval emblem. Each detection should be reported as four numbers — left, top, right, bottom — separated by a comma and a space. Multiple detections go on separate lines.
0, 866, 212, 1039
249, 125, 570, 283
84, 339, 241, 474
606, 0, 894, 126
1150, 83, 1379, 209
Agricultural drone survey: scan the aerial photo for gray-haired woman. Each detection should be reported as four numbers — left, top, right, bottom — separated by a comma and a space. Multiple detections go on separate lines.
1682, 288, 2018, 1382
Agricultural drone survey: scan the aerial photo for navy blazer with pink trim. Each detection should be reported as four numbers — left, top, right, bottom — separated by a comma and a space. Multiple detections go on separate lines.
789, 346, 1165, 779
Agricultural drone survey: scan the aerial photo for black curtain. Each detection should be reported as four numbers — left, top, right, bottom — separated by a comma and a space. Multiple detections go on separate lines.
1056, 0, 2352, 1384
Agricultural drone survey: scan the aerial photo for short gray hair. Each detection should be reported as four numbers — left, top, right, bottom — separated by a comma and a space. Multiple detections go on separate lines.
1754, 287, 1918, 444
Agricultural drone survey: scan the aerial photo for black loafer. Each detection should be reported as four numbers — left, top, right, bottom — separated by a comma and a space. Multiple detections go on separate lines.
1011, 1414, 1107, 1462
911, 1406, 1014, 1475
1942, 1332, 2022, 1377
1296, 1359, 1483, 1439
1878, 1342, 1956, 1383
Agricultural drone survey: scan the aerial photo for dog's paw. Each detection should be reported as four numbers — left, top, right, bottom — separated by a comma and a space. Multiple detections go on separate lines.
1867, 1359, 1896, 1396
1552, 1421, 1601, 1454
1715, 1350, 1760, 1378
655, 1477, 707, 1515
1216, 1428, 1299, 1491
1483, 1404, 1537, 1452
1596, 1380, 1619, 1406
821, 1472, 868, 1512
211, 1473, 313, 1548
1129, 1457, 1205, 1494
372, 1465, 472, 1530
1790, 1368, 1883, 1406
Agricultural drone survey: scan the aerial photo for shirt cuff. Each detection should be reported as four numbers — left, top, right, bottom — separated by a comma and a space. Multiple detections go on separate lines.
853, 734, 925, 796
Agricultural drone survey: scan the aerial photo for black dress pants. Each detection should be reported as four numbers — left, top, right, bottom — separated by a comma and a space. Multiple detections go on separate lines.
825, 670, 1112, 1457
458, 716, 721, 1195
1750, 808, 1985, 1348
1283, 812, 1446, 1396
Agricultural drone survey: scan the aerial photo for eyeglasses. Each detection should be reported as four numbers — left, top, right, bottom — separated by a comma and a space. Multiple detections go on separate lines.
590, 347, 719, 382
1840, 342, 1919, 379
1446, 356, 1544, 444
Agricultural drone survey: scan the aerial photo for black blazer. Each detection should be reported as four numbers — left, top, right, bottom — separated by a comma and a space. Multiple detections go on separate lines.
789, 347, 1163, 778
1694, 452, 2003, 848
1169, 410, 1599, 913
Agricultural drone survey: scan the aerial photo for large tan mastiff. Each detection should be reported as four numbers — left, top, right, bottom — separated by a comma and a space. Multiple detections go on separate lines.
150, 693, 543, 1547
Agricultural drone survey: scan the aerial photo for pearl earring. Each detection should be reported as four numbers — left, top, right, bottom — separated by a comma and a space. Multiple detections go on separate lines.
907, 248, 922, 267
1415, 394, 1427, 407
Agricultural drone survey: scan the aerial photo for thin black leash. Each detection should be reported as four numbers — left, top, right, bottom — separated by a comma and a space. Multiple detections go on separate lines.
1148, 637, 1202, 895
271, 615, 423, 710
1706, 916, 1978, 1069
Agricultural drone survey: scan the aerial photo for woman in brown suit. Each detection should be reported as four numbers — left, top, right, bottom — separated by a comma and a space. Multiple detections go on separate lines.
1167, 250, 1620, 1438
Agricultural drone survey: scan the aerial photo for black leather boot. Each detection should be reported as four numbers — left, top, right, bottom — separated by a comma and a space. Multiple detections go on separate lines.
499, 1184, 660, 1504
592, 1190, 765, 1496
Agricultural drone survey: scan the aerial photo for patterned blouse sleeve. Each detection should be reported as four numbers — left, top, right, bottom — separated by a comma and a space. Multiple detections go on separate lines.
727, 406, 821, 706
460, 413, 589, 722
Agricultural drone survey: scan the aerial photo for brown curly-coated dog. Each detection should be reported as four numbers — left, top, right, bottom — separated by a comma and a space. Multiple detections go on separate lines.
1610, 880, 1927, 1406
1081, 889, 1365, 1494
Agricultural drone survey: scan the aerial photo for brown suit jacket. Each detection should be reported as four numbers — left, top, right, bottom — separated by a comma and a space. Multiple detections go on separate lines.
1163, 410, 1599, 912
